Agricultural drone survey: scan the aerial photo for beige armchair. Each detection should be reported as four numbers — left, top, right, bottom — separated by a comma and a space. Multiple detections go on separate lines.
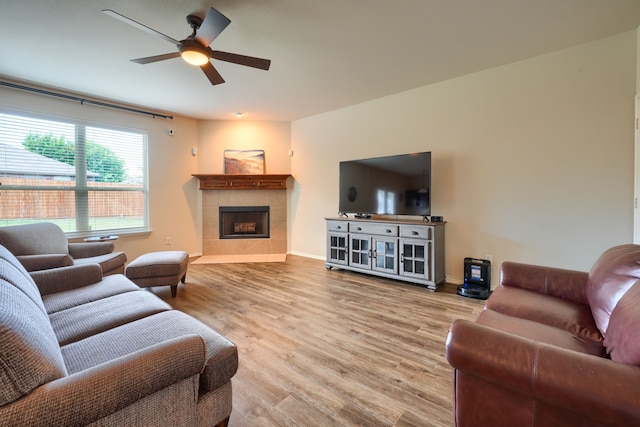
0, 222, 126, 275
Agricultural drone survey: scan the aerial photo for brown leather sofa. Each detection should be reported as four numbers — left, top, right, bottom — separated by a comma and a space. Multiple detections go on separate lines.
446, 244, 640, 426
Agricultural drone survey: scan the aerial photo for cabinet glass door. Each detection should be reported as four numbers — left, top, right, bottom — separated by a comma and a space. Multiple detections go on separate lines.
328, 233, 348, 265
401, 239, 430, 281
350, 235, 370, 269
373, 237, 397, 274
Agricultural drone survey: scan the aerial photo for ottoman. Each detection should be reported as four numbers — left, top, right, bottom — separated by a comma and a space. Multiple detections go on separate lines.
126, 251, 189, 297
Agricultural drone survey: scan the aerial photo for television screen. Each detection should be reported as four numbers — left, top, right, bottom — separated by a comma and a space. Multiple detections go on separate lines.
339, 152, 431, 217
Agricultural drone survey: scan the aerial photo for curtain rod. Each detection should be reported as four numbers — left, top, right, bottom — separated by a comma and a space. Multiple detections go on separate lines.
0, 80, 173, 120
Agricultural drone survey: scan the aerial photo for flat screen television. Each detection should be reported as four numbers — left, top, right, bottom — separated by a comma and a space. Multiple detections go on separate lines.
339, 151, 431, 217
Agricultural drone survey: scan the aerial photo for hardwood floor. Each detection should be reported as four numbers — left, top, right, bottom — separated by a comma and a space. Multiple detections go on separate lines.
156, 255, 485, 427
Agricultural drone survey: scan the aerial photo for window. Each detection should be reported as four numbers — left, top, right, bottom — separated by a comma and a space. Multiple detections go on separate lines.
0, 110, 148, 237
376, 189, 396, 214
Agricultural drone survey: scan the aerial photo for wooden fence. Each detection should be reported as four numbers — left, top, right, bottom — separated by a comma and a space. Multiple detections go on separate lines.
0, 177, 144, 219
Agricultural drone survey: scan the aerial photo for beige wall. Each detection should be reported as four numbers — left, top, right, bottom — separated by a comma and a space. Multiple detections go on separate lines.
0, 84, 201, 261
635, 29, 640, 244
196, 120, 292, 174
290, 31, 638, 282
1, 29, 638, 285
195, 120, 292, 251
637, 28, 640, 95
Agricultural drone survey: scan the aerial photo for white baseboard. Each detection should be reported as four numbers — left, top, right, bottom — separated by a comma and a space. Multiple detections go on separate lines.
288, 251, 325, 261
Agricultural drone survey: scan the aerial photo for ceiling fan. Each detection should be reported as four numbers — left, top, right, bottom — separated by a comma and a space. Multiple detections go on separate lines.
102, 7, 271, 85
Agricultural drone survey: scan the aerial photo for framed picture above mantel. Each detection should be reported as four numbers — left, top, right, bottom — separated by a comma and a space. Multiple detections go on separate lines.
224, 149, 265, 174
192, 174, 291, 190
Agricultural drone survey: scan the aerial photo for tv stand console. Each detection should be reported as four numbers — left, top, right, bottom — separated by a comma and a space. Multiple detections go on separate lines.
325, 217, 445, 290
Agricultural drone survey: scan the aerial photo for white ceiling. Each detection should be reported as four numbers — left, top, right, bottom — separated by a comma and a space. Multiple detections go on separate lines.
2, 0, 640, 122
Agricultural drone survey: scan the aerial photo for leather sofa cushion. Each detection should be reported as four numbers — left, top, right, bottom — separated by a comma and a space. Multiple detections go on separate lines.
603, 279, 640, 365
0, 245, 67, 406
477, 310, 605, 356
587, 244, 640, 335
500, 261, 589, 304
484, 285, 601, 342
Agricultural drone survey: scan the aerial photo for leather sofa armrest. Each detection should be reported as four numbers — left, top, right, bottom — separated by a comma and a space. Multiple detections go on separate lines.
446, 320, 640, 426
500, 261, 589, 304
29, 264, 103, 296
0, 334, 206, 426
68, 241, 114, 258
17, 254, 74, 272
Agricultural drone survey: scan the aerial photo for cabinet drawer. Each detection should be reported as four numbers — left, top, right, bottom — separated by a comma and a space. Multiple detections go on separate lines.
327, 220, 348, 233
400, 225, 432, 239
351, 222, 398, 236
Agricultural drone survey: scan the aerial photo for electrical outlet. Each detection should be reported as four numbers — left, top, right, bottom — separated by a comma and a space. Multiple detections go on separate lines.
165, 237, 172, 245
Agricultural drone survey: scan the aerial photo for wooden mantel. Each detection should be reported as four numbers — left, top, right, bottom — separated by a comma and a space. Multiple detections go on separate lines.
192, 174, 291, 190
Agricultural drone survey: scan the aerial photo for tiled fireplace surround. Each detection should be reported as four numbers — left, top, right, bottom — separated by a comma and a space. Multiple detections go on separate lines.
202, 189, 287, 256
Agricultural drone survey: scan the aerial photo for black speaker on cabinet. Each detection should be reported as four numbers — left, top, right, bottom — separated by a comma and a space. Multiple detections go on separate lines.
457, 257, 491, 300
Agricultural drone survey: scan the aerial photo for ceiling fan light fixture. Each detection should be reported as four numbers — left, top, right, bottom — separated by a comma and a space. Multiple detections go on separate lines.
179, 41, 210, 66
104, 7, 271, 85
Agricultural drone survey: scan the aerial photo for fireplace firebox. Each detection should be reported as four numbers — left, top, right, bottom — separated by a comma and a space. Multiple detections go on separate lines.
219, 206, 270, 239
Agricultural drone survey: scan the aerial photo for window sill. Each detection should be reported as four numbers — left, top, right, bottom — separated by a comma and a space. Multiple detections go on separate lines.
67, 228, 151, 240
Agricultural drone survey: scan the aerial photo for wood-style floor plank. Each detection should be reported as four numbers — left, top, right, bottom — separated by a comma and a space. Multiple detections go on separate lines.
156, 255, 485, 427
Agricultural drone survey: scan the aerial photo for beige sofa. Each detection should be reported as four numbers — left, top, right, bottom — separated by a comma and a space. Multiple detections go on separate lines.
0, 243, 237, 426
0, 222, 126, 275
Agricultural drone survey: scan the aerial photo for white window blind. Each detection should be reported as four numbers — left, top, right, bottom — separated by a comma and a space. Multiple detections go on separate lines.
0, 110, 149, 236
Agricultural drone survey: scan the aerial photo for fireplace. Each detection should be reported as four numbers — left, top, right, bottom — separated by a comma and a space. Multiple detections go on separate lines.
193, 175, 290, 256
219, 206, 270, 239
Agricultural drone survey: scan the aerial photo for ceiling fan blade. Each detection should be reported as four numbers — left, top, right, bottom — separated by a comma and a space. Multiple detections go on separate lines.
102, 9, 179, 46
201, 62, 225, 85
195, 7, 231, 46
131, 52, 181, 64
209, 50, 271, 70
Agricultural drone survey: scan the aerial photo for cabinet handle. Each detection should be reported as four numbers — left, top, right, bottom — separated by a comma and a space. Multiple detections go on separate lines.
355, 227, 362, 231
336, 225, 341, 230
386, 229, 392, 233
411, 231, 418, 235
